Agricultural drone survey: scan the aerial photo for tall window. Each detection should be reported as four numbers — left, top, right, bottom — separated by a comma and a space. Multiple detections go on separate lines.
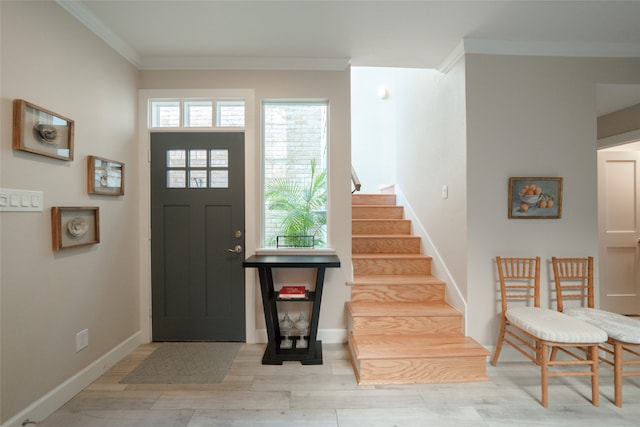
262, 101, 328, 248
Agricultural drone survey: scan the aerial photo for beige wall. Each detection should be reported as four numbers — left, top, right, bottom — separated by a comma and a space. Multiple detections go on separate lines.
465, 55, 640, 348
139, 70, 353, 339
1, 1, 139, 423
598, 103, 640, 139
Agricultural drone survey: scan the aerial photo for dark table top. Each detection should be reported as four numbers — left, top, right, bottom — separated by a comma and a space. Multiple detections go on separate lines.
243, 254, 340, 268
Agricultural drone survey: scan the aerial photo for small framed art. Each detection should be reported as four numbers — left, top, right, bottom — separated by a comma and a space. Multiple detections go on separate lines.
13, 99, 74, 161
508, 177, 563, 219
52, 207, 100, 251
88, 156, 125, 196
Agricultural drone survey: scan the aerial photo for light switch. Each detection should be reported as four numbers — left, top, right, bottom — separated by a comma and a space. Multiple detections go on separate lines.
441, 185, 448, 199
0, 188, 43, 212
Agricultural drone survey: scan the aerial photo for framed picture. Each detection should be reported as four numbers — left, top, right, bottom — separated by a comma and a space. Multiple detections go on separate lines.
51, 207, 100, 251
88, 156, 125, 196
12, 99, 74, 161
508, 177, 563, 219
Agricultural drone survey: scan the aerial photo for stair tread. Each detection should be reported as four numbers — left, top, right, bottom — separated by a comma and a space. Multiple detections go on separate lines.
347, 301, 461, 317
350, 333, 491, 359
353, 235, 420, 239
352, 253, 432, 259
348, 274, 445, 286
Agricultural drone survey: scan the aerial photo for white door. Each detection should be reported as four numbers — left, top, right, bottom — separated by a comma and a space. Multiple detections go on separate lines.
598, 149, 640, 314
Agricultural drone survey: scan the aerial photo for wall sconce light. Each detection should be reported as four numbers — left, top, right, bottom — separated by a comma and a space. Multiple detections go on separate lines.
377, 86, 388, 100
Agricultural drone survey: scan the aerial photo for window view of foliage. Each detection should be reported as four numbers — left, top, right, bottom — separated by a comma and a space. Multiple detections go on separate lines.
265, 159, 326, 247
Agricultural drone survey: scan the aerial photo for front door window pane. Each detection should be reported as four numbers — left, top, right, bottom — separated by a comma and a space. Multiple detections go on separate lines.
167, 150, 186, 168
167, 170, 186, 188
189, 170, 207, 188
189, 150, 207, 167
210, 170, 229, 188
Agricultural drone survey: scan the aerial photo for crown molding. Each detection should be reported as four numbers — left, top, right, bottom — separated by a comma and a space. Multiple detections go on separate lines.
438, 42, 465, 74
463, 38, 640, 59
57, 0, 143, 68
139, 56, 351, 71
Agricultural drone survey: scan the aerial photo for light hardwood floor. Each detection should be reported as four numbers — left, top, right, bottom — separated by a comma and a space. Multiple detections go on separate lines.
39, 343, 640, 426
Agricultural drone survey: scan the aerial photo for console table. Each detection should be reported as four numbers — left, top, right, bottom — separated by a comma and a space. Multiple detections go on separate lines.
243, 254, 341, 365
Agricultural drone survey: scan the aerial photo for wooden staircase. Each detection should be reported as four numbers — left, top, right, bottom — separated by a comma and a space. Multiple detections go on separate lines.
346, 193, 490, 385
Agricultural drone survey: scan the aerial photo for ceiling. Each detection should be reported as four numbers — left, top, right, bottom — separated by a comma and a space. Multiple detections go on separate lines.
58, 0, 640, 114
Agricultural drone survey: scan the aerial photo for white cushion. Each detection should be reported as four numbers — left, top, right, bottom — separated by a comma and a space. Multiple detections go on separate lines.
506, 307, 607, 343
563, 308, 640, 344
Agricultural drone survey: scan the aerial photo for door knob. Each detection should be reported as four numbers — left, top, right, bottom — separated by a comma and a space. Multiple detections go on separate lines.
227, 245, 243, 254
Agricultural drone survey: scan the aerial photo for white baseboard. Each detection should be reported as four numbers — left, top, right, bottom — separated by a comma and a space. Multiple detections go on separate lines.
254, 328, 348, 344
2, 331, 142, 427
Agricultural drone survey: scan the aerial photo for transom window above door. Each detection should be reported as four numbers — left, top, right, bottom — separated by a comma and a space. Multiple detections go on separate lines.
150, 99, 245, 128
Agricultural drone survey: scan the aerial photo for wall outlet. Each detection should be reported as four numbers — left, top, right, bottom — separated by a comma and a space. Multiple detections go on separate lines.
76, 329, 89, 352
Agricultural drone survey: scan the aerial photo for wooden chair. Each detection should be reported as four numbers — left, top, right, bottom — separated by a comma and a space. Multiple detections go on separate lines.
552, 256, 640, 407
491, 256, 607, 407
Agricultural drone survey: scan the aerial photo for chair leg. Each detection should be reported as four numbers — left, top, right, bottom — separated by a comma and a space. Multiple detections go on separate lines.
491, 317, 507, 366
613, 341, 623, 407
541, 343, 549, 408
549, 347, 558, 361
589, 344, 599, 407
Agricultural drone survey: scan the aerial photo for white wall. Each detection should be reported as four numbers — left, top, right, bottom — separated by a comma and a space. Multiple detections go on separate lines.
139, 70, 353, 341
350, 67, 396, 193
465, 55, 640, 347
1, 2, 139, 424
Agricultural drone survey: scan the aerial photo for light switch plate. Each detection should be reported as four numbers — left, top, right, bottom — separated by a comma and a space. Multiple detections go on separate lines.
0, 188, 43, 212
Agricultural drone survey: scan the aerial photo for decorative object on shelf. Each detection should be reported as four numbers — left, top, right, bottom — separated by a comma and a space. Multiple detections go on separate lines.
279, 312, 294, 349
278, 285, 307, 299
51, 207, 99, 251
12, 99, 74, 161
294, 312, 310, 349
88, 155, 125, 196
508, 177, 563, 219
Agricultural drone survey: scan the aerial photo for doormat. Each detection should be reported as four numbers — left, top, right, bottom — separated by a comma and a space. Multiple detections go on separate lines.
120, 342, 242, 384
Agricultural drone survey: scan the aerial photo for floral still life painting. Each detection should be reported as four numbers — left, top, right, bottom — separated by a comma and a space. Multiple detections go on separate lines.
508, 177, 563, 219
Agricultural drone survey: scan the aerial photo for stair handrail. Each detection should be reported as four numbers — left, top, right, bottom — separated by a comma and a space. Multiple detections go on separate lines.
351, 164, 361, 193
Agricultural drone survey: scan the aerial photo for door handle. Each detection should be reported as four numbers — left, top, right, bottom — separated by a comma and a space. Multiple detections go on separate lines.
227, 245, 243, 254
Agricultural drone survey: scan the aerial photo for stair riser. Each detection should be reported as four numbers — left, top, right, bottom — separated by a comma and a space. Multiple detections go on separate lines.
349, 315, 462, 335
353, 258, 431, 276
353, 206, 403, 219
355, 356, 489, 385
352, 237, 421, 254
352, 194, 396, 206
352, 220, 411, 235
349, 284, 445, 303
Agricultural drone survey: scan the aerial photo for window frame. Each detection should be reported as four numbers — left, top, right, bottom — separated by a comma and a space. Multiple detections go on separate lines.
260, 99, 330, 250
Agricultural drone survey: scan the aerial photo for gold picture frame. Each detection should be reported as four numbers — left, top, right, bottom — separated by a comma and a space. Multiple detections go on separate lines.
508, 177, 563, 219
88, 155, 125, 196
52, 207, 100, 251
13, 99, 74, 161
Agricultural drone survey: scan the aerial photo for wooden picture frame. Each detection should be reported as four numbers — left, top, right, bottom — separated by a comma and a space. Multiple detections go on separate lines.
13, 99, 74, 161
508, 177, 563, 219
52, 207, 100, 251
88, 156, 125, 196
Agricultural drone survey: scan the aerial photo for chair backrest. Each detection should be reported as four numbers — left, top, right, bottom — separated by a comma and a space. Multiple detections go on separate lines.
551, 256, 594, 312
496, 256, 541, 313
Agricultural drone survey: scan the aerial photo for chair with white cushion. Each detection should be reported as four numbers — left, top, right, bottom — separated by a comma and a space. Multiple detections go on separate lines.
552, 256, 640, 407
491, 256, 607, 407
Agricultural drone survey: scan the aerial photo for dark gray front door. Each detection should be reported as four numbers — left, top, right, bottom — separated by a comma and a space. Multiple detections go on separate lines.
151, 132, 245, 341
